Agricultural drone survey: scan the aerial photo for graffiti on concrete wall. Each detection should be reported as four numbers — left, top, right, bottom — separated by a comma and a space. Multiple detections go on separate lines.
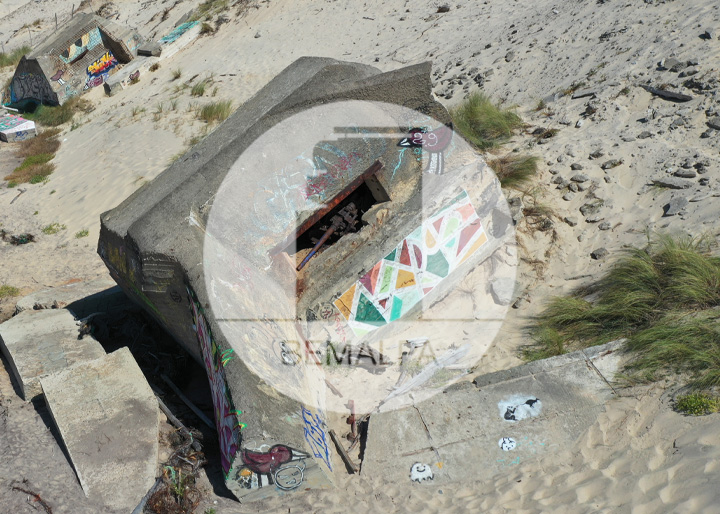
410, 462, 434, 482
301, 406, 332, 471
0, 114, 29, 130
334, 189, 488, 336
159, 21, 199, 44
398, 124, 454, 175
187, 286, 244, 477
498, 395, 542, 422
60, 27, 103, 64
234, 444, 311, 491
84, 51, 118, 89
10, 72, 56, 104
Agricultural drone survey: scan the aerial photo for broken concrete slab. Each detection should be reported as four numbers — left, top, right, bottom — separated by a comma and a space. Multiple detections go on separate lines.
40, 347, 159, 513
137, 42, 162, 57
0, 113, 36, 142
14, 277, 130, 318
361, 340, 626, 486
0, 308, 106, 400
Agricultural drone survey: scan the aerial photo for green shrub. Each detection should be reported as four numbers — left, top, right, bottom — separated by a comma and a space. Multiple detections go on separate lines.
0, 45, 31, 68
198, 100, 232, 124
25, 97, 92, 127
0, 285, 20, 298
42, 222, 66, 235
675, 393, 720, 416
75, 229, 89, 238
450, 93, 522, 150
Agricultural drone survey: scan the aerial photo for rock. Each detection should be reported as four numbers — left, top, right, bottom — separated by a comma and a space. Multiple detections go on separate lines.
585, 214, 605, 223
663, 197, 688, 216
548, 168, 560, 175
580, 199, 604, 216
674, 169, 697, 178
637, 131, 653, 139
490, 277, 515, 306
576, 119, 584, 128
700, 129, 715, 138
505, 51, 515, 63
639, 84, 693, 102
707, 116, 720, 130
577, 181, 591, 192
591, 248, 609, 260
702, 28, 715, 39
568, 182, 579, 193
589, 150, 604, 160
570, 163, 584, 171
598, 222, 611, 230
552, 176, 565, 184
662, 57, 681, 70
571, 173, 589, 183
137, 42, 162, 57
670, 118, 685, 128
601, 159, 622, 170
563, 192, 575, 201
437, 4, 450, 13
578, 230, 586, 242
557, 155, 566, 163
254, 31, 261, 38
564, 216, 578, 227
679, 67, 699, 78
571, 87, 600, 99
699, 178, 710, 186
508, 197, 524, 223
652, 177, 692, 189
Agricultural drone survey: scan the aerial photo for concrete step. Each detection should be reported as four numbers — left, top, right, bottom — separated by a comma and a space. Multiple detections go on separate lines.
14, 277, 131, 318
361, 340, 626, 485
40, 347, 159, 513
0, 308, 106, 400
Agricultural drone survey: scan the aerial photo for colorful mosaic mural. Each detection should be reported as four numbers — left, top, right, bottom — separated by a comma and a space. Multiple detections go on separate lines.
60, 27, 103, 64
334, 190, 488, 336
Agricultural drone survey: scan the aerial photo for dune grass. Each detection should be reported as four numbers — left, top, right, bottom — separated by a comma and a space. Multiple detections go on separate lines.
0, 284, 20, 299
526, 234, 720, 388
5, 129, 61, 186
675, 393, 720, 416
488, 154, 539, 188
24, 97, 91, 127
191, 81, 206, 97
0, 45, 31, 68
198, 100, 232, 124
450, 92, 523, 150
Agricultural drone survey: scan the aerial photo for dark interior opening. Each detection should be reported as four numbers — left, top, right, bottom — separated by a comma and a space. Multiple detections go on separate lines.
273, 161, 390, 271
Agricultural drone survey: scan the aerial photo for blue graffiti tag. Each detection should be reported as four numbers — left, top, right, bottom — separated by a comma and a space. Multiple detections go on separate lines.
301, 406, 332, 471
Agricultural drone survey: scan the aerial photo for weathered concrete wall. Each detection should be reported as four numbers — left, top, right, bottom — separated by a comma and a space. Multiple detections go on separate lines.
361, 340, 626, 485
0, 113, 36, 142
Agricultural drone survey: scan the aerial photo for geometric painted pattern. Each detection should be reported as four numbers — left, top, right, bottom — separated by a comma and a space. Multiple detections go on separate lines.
334, 189, 488, 336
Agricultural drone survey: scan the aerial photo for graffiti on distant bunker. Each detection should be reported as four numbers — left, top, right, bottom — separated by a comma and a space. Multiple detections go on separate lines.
498, 395, 542, 422
498, 437, 517, 451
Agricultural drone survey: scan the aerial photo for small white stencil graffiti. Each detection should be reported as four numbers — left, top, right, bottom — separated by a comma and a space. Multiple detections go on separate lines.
498, 437, 517, 451
410, 462, 434, 482
498, 395, 542, 422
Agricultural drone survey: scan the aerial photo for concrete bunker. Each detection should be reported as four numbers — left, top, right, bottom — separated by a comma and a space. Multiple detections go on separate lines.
7, 13, 142, 108
99, 57, 515, 500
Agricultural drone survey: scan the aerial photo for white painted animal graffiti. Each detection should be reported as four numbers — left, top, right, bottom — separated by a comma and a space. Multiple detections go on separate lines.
410, 462, 434, 482
498, 395, 542, 422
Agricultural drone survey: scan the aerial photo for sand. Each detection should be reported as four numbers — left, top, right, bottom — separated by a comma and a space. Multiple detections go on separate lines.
1, 0, 719, 511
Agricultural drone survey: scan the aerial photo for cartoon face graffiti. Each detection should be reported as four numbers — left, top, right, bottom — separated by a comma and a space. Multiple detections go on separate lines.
274, 462, 305, 491
498, 395, 542, 422
410, 462, 434, 482
498, 437, 517, 451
